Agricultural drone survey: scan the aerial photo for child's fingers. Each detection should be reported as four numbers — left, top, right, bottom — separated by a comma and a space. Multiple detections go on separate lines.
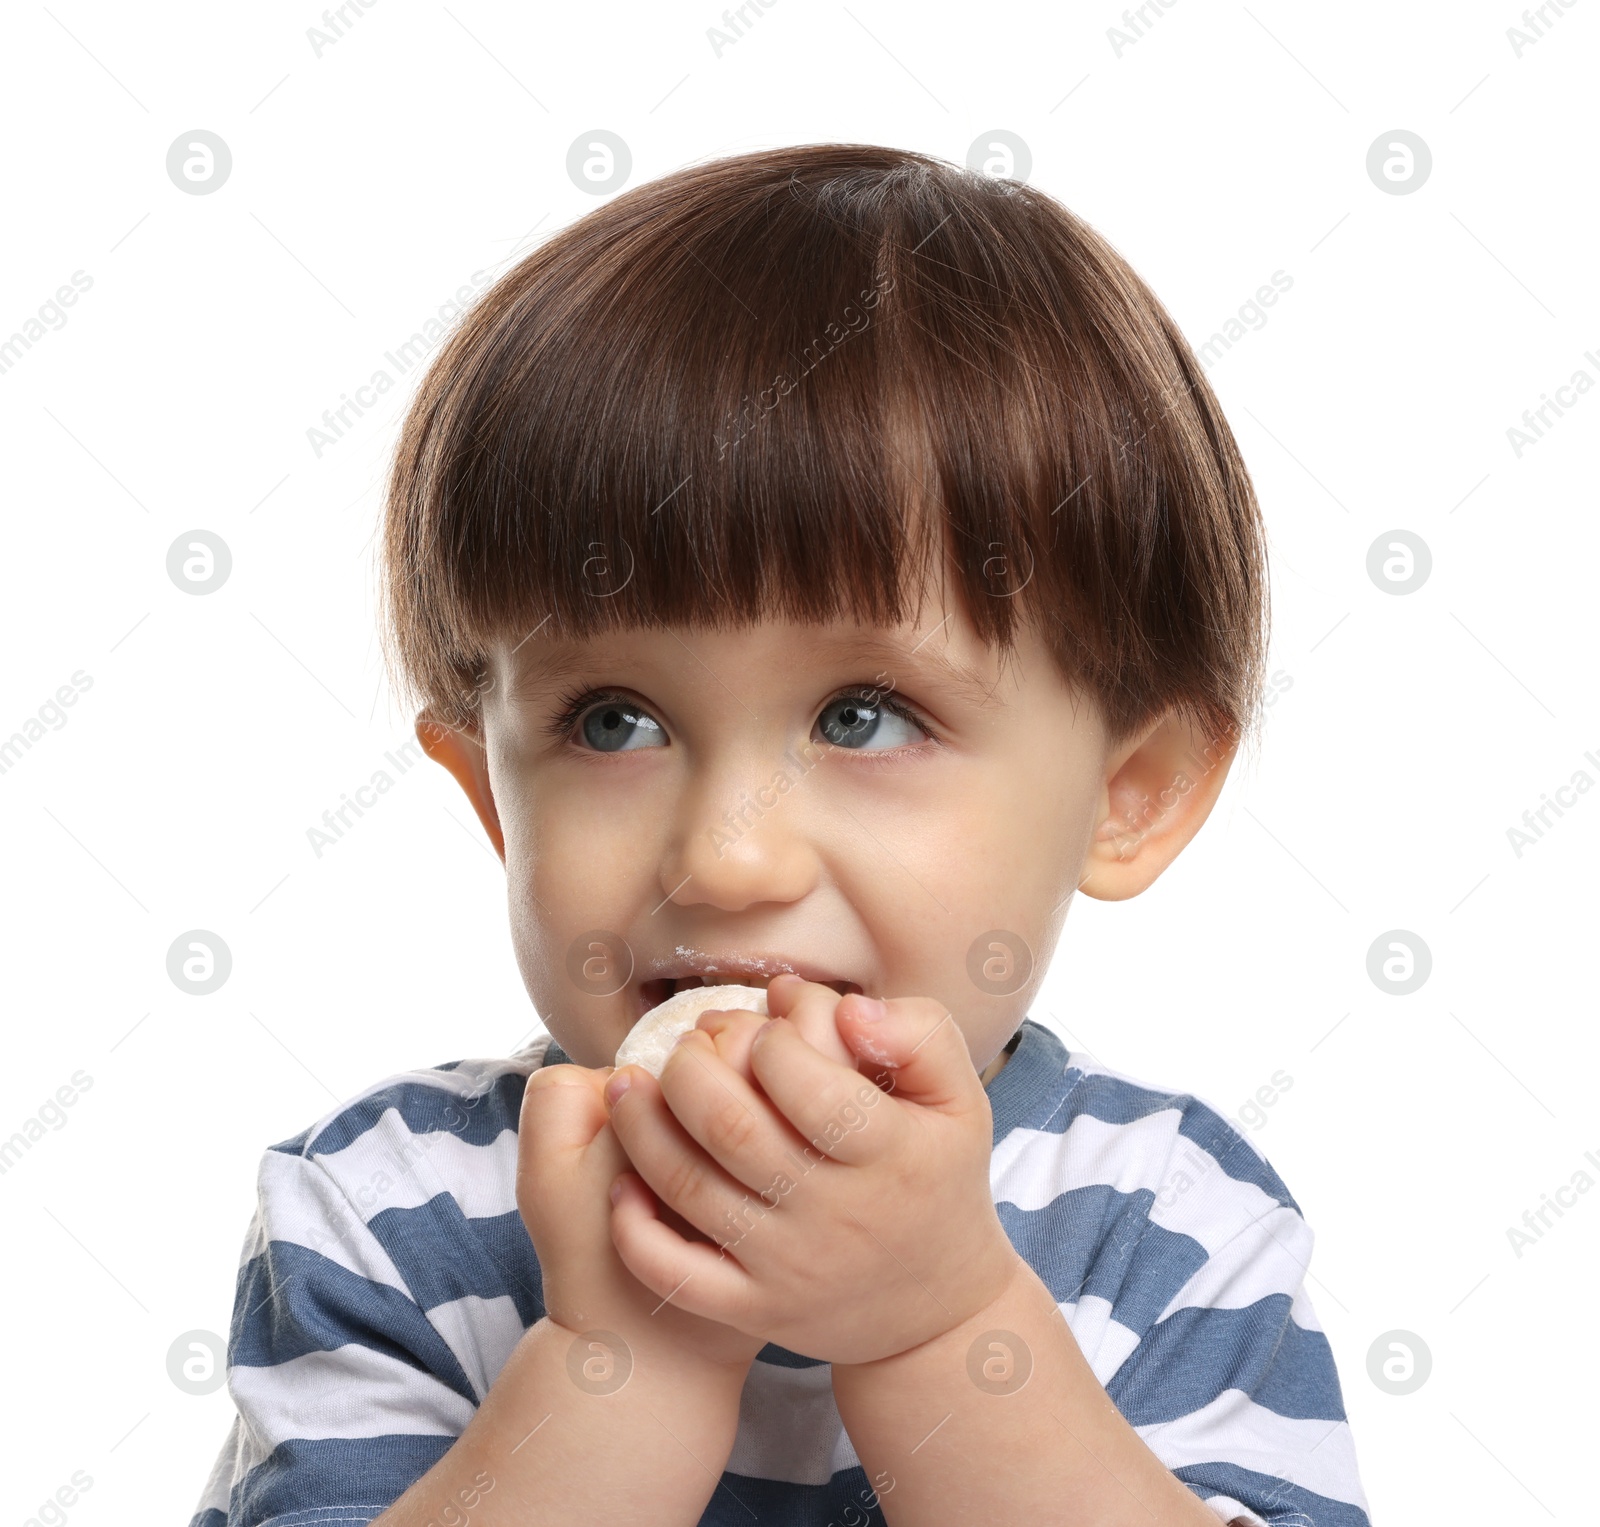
520, 1065, 611, 1160
692, 1008, 768, 1081
518, 1065, 618, 1236
744, 1018, 905, 1167
608, 1056, 774, 1238
582, 1108, 635, 1188
698, 995, 856, 1078
608, 1172, 759, 1323
521, 1065, 645, 1210
657, 1029, 815, 1193
761, 975, 858, 1068
830, 995, 984, 1115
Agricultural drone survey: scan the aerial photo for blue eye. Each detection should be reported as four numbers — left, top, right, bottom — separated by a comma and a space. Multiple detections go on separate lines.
815, 693, 928, 751
577, 698, 665, 752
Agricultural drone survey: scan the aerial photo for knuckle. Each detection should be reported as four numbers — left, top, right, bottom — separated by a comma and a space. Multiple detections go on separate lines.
659, 1151, 707, 1209
531, 1062, 592, 1084
592, 1122, 630, 1178
704, 1099, 760, 1159
522, 1064, 591, 1112
723, 1279, 763, 1333
708, 1010, 762, 1048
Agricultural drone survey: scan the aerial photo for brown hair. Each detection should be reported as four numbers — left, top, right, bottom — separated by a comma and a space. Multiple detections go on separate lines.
379, 142, 1268, 747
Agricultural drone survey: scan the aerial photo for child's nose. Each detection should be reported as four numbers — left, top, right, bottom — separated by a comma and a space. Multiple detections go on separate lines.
654, 765, 823, 913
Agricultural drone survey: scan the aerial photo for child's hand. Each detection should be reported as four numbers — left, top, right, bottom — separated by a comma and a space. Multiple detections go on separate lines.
516, 1062, 768, 1379
687, 973, 861, 1083
601, 979, 1021, 1366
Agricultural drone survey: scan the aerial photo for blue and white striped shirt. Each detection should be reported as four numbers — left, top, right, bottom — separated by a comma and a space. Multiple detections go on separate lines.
188, 1019, 1371, 1526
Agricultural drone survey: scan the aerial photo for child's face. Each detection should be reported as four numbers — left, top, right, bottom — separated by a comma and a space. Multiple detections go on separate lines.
422, 583, 1233, 1076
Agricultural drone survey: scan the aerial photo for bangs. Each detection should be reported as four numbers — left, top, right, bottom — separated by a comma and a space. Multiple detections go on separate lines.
381, 143, 1265, 744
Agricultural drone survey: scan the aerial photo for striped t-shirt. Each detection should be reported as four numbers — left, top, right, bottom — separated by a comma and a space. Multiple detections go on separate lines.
187, 1018, 1371, 1526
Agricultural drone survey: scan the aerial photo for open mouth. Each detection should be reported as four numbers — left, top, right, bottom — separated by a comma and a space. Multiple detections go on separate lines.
637, 972, 863, 1017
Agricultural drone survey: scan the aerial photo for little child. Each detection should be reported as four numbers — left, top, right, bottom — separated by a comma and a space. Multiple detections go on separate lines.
189, 143, 1371, 1526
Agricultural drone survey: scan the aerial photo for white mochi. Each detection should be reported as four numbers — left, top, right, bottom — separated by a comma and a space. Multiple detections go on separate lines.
614, 983, 770, 1077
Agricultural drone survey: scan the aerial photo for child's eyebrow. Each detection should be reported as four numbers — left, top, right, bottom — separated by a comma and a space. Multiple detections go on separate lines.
503, 631, 998, 708
805, 633, 999, 708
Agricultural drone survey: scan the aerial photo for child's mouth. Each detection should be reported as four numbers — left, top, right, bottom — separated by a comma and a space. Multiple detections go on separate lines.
636, 972, 861, 1019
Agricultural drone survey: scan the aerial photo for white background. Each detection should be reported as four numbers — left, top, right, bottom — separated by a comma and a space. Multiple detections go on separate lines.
1, 2, 1595, 1522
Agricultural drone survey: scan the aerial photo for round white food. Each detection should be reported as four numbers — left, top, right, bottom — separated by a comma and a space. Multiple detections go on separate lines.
614, 983, 769, 1078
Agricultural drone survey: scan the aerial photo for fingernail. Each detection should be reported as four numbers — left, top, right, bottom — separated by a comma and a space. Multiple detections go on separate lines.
604, 1070, 632, 1107
853, 996, 889, 1022
609, 1177, 625, 1205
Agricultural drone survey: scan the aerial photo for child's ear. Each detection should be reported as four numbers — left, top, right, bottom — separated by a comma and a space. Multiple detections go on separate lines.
1078, 709, 1238, 902
416, 714, 506, 862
